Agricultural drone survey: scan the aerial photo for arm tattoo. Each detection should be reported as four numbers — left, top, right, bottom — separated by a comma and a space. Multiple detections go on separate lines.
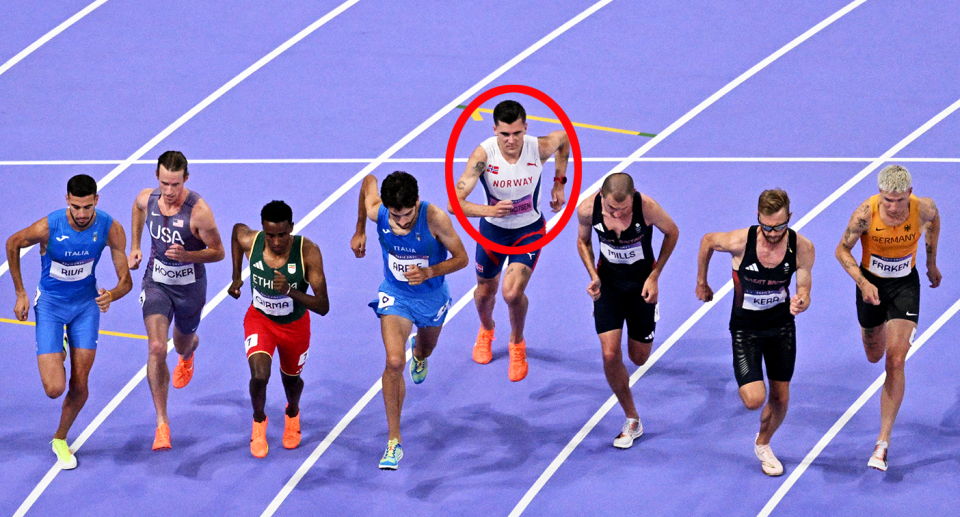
456, 180, 466, 192
473, 161, 486, 175
843, 260, 858, 269
927, 242, 934, 255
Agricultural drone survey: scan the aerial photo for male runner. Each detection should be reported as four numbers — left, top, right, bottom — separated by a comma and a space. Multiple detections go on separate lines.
6, 174, 132, 469
575, 173, 678, 449
351, 171, 468, 469
229, 201, 329, 458
128, 151, 225, 450
835, 165, 940, 471
451, 99, 569, 382
696, 189, 814, 476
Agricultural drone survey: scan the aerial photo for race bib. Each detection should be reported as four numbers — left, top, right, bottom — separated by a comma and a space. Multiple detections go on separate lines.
490, 194, 534, 216
388, 253, 429, 282
253, 289, 294, 316
743, 288, 787, 311
50, 258, 94, 282
599, 240, 644, 265
868, 254, 912, 278
152, 261, 196, 285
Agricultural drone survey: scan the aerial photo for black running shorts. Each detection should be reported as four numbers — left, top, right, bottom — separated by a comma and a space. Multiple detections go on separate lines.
855, 267, 920, 329
730, 320, 796, 387
593, 281, 658, 343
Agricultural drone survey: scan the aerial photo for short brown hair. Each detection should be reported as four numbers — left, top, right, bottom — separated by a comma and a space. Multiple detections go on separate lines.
758, 189, 790, 216
601, 172, 635, 202
157, 150, 188, 178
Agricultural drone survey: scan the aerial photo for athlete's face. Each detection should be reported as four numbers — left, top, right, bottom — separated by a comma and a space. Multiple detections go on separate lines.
65, 193, 98, 229
879, 188, 912, 218
262, 221, 294, 256
601, 194, 633, 220
757, 208, 790, 245
494, 119, 527, 157
388, 202, 418, 231
157, 165, 188, 205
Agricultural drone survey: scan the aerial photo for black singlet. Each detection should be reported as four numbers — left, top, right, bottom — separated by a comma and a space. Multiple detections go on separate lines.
731, 226, 797, 331
592, 192, 654, 290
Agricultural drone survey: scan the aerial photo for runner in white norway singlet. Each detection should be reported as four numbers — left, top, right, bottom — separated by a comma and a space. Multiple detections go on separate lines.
479, 134, 543, 230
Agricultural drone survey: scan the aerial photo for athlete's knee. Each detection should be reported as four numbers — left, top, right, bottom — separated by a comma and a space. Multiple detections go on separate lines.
148, 338, 168, 357
385, 355, 406, 374
628, 346, 650, 366
475, 280, 498, 300
42, 381, 65, 399
739, 386, 766, 410
601, 347, 622, 366
885, 353, 906, 372
502, 285, 526, 307
66, 378, 89, 401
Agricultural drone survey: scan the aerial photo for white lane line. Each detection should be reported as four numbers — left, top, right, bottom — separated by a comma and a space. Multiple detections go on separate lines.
260, 1, 619, 514
10, 2, 365, 515
0, 0, 109, 79
758, 296, 960, 517
4, 157, 960, 166
513, 94, 960, 516
0, 0, 362, 282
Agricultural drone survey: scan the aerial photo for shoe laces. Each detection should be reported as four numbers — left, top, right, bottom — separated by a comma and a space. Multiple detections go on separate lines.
412, 358, 425, 374
620, 419, 639, 436
477, 329, 494, 346
384, 439, 400, 459
253, 421, 266, 440
873, 440, 888, 458
509, 344, 525, 361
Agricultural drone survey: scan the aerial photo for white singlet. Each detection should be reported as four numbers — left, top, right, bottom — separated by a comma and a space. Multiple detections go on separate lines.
479, 135, 543, 229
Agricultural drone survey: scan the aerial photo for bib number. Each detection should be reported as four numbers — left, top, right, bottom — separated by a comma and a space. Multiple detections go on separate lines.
599, 240, 644, 265
253, 289, 294, 316
490, 194, 534, 216
743, 288, 787, 311
868, 254, 912, 278
50, 258, 94, 282
152, 261, 196, 285
388, 253, 429, 282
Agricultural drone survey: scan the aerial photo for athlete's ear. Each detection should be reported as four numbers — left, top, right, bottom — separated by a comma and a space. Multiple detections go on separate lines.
95, 194, 100, 206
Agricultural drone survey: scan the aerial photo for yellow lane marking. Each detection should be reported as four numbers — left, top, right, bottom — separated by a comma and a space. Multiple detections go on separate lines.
458, 106, 656, 137
0, 317, 147, 340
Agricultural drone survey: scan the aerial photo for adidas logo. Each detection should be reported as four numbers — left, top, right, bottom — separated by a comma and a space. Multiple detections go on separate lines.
644, 331, 655, 341
744, 263, 759, 272
253, 260, 264, 271
593, 223, 604, 232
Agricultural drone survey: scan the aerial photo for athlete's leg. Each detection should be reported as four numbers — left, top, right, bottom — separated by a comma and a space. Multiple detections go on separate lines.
37, 354, 67, 398
412, 324, 442, 360
475, 274, 500, 332
145, 314, 173, 425
757, 380, 789, 445
249, 352, 271, 423
502, 262, 533, 344
53, 347, 96, 440
381, 315, 413, 442
861, 324, 886, 363
739, 381, 767, 411
281, 373, 303, 417
599, 329, 638, 420
878, 319, 914, 443
626, 338, 652, 367
172, 326, 198, 361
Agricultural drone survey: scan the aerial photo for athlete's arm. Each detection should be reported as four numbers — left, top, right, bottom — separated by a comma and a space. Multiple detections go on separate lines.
6, 217, 49, 321
920, 196, 941, 288
162, 200, 224, 264
449, 146, 511, 218
538, 130, 569, 213
791, 234, 815, 315
405, 204, 469, 286
97, 220, 133, 313
351, 174, 383, 258
228, 223, 257, 299
575, 194, 601, 301
641, 194, 679, 304
696, 228, 748, 302
128, 188, 151, 270
835, 201, 878, 304
275, 238, 329, 316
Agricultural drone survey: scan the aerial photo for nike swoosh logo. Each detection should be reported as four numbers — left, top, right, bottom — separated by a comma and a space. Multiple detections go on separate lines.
906, 312, 917, 316
151, 212, 161, 217
56, 236, 68, 242
875, 227, 884, 231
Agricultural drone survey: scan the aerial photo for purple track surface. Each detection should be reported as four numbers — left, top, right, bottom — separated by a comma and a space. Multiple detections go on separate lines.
1, 1, 958, 516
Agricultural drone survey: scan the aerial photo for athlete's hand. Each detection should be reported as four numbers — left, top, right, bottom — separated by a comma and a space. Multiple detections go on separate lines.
587, 277, 601, 301
404, 265, 431, 286
165, 244, 189, 262
95, 288, 112, 313
13, 291, 29, 321
350, 231, 367, 258
228, 278, 244, 299
127, 249, 142, 270
550, 184, 566, 213
927, 264, 942, 288
696, 281, 713, 302
642, 276, 659, 304
490, 200, 514, 218
790, 293, 810, 315
273, 271, 289, 295
858, 280, 880, 305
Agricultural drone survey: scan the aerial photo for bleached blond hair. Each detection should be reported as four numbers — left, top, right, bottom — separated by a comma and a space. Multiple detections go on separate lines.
878, 164, 912, 193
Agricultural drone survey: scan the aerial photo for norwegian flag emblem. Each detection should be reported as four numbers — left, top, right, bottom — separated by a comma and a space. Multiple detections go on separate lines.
487, 165, 499, 175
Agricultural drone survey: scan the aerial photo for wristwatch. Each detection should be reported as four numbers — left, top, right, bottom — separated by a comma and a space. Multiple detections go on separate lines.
553, 176, 567, 185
